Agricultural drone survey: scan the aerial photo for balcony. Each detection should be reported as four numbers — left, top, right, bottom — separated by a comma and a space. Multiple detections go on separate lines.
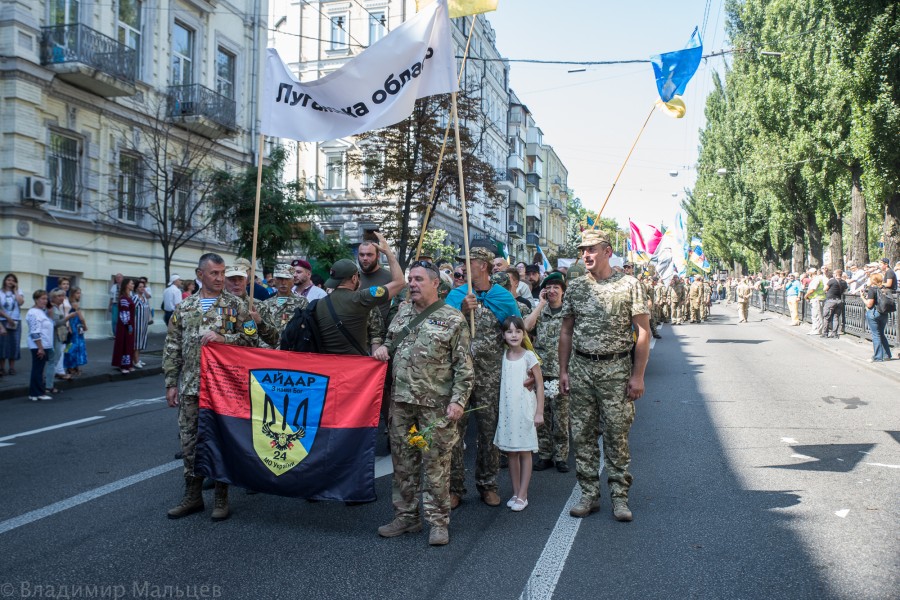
526, 142, 542, 158
527, 203, 541, 219
526, 232, 540, 246
507, 154, 525, 174
495, 168, 513, 190
510, 187, 526, 209
40, 24, 137, 97
550, 199, 563, 213
525, 172, 541, 188
167, 84, 237, 139
507, 221, 524, 237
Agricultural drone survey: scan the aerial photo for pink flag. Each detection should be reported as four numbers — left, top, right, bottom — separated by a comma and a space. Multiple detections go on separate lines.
629, 221, 663, 256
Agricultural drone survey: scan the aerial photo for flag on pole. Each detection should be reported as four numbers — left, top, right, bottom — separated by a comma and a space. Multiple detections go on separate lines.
416, 0, 499, 18
535, 244, 552, 274
650, 27, 703, 102
260, 0, 456, 143
689, 236, 711, 272
629, 220, 662, 261
195, 344, 387, 501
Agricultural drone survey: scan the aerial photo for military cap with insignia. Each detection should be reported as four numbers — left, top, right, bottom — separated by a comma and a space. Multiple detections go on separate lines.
576, 229, 612, 249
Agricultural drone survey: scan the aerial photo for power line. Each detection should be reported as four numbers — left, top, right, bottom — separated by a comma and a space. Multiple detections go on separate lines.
350, 0, 390, 33
298, 0, 367, 49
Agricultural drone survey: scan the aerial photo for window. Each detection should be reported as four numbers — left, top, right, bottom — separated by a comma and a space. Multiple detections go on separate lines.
171, 22, 193, 86
49, 132, 80, 212
117, 0, 142, 71
215, 47, 235, 99
368, 12, 386, 45
325, 154, 345, 190
50, 0, 79, 25
330, 14, 348, 51
171, 170, 192, 230
118, 153, 142, 222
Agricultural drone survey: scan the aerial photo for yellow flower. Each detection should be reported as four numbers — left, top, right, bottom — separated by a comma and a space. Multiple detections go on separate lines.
408, 425, 418, 434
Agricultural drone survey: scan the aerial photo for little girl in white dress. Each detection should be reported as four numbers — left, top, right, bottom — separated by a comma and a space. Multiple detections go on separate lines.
493, 316, 545, 512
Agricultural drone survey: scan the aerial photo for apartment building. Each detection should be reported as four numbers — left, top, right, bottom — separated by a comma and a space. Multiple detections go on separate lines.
0, 0, 267, 338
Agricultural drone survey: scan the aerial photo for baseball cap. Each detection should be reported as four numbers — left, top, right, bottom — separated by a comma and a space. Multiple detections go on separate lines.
325, 258, 359, 288
456, 246, 496, 263
577, 229, 611, 249
273, 263, 293, 279
168, 274, 182, 285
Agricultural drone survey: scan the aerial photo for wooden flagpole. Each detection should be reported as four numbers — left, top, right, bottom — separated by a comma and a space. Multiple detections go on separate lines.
593, 103, 656, 226
248, 133, 265, 310
450, 90, 475, 337
414, 21, 476, 261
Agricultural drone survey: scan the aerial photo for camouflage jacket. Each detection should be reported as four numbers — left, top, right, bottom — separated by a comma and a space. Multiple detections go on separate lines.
561, 271, 649, 355
669, 282, 686, 302
469, 301, 505, 373
164, 291, 257, 396
654, 284, 670, 305
702, 282, 712, 302
533, 303, 566, 378
256, 294, 309, 348
386, 301, 473, 409
689, 281, 703, 302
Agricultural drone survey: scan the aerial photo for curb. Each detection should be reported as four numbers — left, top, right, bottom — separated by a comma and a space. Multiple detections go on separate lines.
0, 366, 163, 401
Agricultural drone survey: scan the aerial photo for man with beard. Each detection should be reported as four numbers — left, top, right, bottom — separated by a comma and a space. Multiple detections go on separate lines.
292, 259, 327, 301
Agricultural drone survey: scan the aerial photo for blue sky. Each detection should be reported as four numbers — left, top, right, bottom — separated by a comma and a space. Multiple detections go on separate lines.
486, 0, 729, 231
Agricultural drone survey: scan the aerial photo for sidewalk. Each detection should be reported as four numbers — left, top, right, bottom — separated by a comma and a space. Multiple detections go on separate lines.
740, 303, 900, 384
0, 333, 166, 401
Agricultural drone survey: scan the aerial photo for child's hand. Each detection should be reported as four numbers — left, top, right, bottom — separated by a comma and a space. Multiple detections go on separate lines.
534, 413, 544, 425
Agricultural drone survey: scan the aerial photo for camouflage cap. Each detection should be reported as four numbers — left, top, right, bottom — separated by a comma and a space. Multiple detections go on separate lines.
490, 271, 511, 288
273, 263, 293, 279
457, 246, 496, 263
576, 229, 612, 249
224, 262, 249, 278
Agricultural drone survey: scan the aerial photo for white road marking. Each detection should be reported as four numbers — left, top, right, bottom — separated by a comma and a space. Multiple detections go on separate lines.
0, 416, 105, 444
649, 337, 656, 351
0, 461, 181, 535
835, 509, 850, 518
866, 462, 900, 469
519, 485, 583, 600
101, 397, 166, 411
0, 443, 13, 448
781, 437, 799, 444
791, 454, 817, 460
374, 455, 393, 479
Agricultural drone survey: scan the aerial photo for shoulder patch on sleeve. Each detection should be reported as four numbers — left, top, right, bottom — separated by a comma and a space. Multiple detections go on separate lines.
370, 286, 386, 298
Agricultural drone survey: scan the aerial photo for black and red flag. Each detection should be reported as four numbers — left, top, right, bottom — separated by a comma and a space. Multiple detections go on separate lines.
195, 344, 387, 502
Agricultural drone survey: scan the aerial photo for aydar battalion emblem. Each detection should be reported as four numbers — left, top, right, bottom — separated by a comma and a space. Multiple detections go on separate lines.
249, 369, 329, 476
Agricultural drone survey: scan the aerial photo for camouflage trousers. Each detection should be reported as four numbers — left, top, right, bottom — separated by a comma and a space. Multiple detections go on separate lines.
737, 301, 749, 322
178, 394, 200, 477
689, 302, 701, 322
701, 301, 710, 320
670, 301, 683, 324
450, 360, 501, 496
389, 401, 459, 527
568, 354, 635, 501
537, 386, 570, 462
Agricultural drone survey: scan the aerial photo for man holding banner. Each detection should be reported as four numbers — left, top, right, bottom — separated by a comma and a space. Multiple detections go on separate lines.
374, 261, 473, 546
164, 253, 258, 521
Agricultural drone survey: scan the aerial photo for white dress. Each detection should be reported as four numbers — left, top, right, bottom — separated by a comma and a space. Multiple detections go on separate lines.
494, 350, 539, 452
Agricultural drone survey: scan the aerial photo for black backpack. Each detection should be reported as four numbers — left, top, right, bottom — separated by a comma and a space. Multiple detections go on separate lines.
280, 299, 323, 353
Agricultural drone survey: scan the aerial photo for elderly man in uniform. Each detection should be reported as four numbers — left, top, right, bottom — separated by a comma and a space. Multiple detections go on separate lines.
447, 246, 521, 508
374, 261, 473, 546
688, 275, 703, 323
253, 263, 309, 348
736, 276, 752, 322
559, 230, 650, 521
701, 276, 713, 321
669, 276, 686, 325
524, 271, 571, 473
164, 253, 257, 521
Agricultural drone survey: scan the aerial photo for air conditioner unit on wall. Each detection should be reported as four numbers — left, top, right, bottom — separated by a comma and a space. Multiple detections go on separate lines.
507, 225, 518, 233
23, 177, 50, 203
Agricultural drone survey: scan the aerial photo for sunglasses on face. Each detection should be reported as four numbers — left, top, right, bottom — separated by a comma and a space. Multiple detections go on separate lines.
410, 260, 440, 275
453, 272, 465, 279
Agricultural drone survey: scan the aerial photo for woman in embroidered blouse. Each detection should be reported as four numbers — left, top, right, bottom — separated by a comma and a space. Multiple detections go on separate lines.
111, 278, 136, 374
132, 280, 151, 369
0, 273, 25, 376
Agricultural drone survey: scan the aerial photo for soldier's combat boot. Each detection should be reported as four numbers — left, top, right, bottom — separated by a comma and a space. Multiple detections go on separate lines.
612, 498, 633, 522
211, 482, 230, 521
167, 476, 204, 519
428, 526, 449, 546
533, 458, 554, 471
569, 496, 600, 518
377, 518, 423, 538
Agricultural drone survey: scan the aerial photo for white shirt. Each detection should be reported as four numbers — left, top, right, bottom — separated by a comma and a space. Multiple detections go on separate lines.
26, 307, 53, 349
163, 284, 183, 311
294, 284, 327, 301
848, 269, 867, 293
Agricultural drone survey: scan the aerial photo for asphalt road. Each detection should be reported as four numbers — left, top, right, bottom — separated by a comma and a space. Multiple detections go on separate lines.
0, 309, 897, 600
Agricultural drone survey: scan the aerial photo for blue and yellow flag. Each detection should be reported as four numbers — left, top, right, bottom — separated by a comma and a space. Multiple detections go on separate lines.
650, 27, 703, 103
416, 0, 498, 18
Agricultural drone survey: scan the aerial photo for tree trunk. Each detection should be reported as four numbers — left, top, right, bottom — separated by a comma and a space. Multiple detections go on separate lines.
829, 211, 844, 270
792, 222, 805, 273
884, 190, 900, 264
850, 163, 869, 266
807, 213, 823, 268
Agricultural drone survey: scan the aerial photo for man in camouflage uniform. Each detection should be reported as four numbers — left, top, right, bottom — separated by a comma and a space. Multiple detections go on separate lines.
523, 271, 570, 472
447, 246, 520, 508
701, 276, 713, 321
688, 275, 703, 323
560, 230, 650, 522
655, 277, 670, 323
669, 276, 686, 325
374, 262, 473, 546
736, 276, 752, 323
253, 263, 308, 348
164, 253, 257, 521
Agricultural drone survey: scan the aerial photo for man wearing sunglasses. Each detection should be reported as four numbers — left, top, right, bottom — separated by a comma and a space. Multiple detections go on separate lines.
374, 260, 473, 546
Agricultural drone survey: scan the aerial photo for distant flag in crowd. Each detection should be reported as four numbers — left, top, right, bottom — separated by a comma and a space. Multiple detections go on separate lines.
650, 27, 703, 119
688, 236, 711, 272
536, 244, 552, 274
195, 344, 387, 502
416, 0, 499, 18
260, 0, 456, 142
629, 220, 662, 262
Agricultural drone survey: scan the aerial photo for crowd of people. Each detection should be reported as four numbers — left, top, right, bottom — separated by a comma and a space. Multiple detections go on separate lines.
162, 230, 650, 546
